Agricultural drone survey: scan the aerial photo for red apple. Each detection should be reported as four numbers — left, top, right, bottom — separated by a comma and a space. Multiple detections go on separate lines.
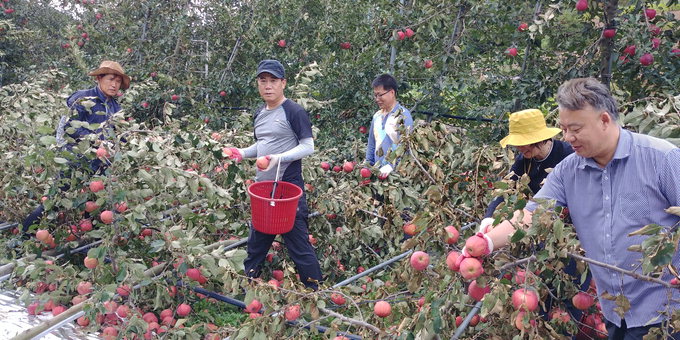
340, 42, 351, 49
512, 288, 539, 311
219, 91, 226, 97
446, 251, 461, 271
396, 31, 405, 40
358, 125, 367, 134
549, 308, 571, 323
100, 210, 114, 224
256, 156, 270, 170
89, 180, 105, 192
116, 284, 131, 297
277, 39, 286, 47
115, 202, 127, 213
141, 101, 149, 108
374, 300, 391, 317
150, 71, 157, 78
640, 53, 654, 66
518, 23, 528, 32
171, 94, 180, 101
52, 305, 66, 316
84, 257, 98, 269
459, 257, 484, 280
308, 234, 317, 245
645, 8, 656, 20
176, 303, 191, 317
116, 305, 130, 318
464, 235, 489, 257
77, 281, 93, 295
424, 59, 433, 69
321, 162, 331, 171
102, 326, 118, 340
409, 251, 430, 271
603, 29, 616, 38
342, 161, 354, 172
95, 13, 102, 20
36, 229, 50, 242
467, 280, 490, 301
360, 168, 371, 178
623, 45, 636, 56
505, 47, 518, 57
455, 315, 463, 327
405, 28, 414, 38
649, 24, 660, 35
444, 225, 459, 244
576, 0, 588, 11
96, 147, 109, 158
284, 304, 301, 321
331, 293, 346, 305
272, 270, 284, 281
651, 38, 660, 49
186, 268, 202, 281
402, 223, 417, 236
79, 219, 93, 231
245, 299, 263, 313
572, 292, 595, 310
142, 312, 158, 323
76, 316, 90, 326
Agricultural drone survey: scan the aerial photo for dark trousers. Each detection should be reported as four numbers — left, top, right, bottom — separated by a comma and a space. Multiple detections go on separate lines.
243, 191, 322, 290
605, 319, 680, 340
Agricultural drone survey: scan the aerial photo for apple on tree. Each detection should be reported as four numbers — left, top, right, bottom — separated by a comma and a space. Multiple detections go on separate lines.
409, 251, 430, 271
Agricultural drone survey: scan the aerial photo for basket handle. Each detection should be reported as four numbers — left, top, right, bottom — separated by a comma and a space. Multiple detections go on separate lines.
270, 157, 283, 200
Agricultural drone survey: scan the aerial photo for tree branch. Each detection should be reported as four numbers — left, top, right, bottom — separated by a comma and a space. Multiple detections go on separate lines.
320, 306, 383, 335
497, 255, 537, 272
409, 150, 436, 184
568, 252, 674, 288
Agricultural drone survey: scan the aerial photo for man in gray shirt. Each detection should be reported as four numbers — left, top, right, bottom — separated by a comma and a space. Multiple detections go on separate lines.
225, 59, 322, 289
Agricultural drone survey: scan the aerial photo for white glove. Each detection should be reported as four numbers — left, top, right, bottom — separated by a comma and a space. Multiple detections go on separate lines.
379, 164, 393, 176
478, 217, 495, 234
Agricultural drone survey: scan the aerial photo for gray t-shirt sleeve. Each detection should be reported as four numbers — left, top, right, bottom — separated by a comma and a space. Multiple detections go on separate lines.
277, 137, 314, 162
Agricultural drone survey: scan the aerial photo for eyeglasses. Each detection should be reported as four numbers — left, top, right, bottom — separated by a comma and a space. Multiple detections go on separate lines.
373, 90, 391, 99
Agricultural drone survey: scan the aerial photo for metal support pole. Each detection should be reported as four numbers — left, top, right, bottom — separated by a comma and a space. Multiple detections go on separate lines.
0, 222, 18, 231
450, 300, 483, 340
190, 285, 362, 340
333, 250, 413, 288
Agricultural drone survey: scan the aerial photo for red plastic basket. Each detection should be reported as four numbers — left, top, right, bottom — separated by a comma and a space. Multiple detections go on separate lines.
248, 180, 302, 235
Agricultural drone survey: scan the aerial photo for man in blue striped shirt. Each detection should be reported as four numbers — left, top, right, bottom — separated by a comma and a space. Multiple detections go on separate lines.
469, 78, 680, 339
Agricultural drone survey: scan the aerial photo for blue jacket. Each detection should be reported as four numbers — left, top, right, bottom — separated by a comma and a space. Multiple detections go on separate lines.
365, 103, 414, 166
57, 86, 120, 146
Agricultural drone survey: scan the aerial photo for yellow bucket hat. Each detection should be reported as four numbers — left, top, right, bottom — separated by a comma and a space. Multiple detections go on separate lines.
499, 109, 561, 148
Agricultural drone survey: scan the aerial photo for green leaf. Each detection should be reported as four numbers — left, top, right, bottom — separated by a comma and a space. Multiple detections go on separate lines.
629, 224, 662, 236
39, 136, 57, 145
510, 229, 526, 243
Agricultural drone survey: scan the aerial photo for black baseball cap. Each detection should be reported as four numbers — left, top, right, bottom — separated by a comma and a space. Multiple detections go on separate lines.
256, 59, 285, 79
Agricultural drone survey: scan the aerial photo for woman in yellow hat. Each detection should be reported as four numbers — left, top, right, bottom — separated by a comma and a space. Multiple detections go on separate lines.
479, 109, 573, 232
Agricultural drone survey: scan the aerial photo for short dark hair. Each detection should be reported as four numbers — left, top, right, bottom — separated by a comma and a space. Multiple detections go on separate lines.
556, 77, 619, 121
372, 74, 398, 96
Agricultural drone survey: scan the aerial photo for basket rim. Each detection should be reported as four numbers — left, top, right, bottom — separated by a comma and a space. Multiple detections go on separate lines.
247, 180, 302, 203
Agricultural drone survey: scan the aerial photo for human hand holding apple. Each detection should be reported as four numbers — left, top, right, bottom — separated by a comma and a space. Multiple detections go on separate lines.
477, 217, 495, 233
257, 155, 280, 171
223, 147, 243, 162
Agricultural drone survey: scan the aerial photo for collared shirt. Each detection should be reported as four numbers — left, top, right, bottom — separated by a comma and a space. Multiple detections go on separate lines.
365, 102, 414, 166
527, 128, 680, 327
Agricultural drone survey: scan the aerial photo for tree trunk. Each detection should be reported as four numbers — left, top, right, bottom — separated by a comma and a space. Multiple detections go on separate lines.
599, 0, 619, 89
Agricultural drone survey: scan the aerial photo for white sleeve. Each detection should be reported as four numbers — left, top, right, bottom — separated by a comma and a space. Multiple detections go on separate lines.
278, 138, 314, 162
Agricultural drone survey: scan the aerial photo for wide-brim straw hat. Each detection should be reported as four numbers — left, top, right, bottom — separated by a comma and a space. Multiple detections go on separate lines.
499, 109, 561, 147
88, 60, 131, 90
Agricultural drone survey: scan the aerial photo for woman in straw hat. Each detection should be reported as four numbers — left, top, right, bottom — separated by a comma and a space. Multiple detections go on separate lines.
56, 60, 131, 148
479, 109, 573, 233
22, 61, 130, 234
